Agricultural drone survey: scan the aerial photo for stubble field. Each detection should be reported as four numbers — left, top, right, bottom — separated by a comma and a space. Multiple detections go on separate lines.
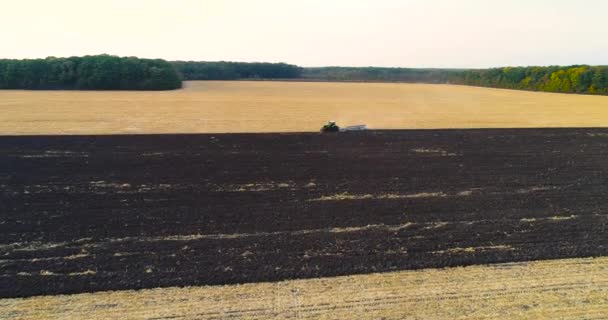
3, 81, 608, 135
3, 256, 607, 320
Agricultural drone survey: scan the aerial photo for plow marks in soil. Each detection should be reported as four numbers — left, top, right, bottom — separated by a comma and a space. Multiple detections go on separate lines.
1, 129, 608, 298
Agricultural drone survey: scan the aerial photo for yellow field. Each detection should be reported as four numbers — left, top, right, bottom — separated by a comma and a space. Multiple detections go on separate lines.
2, 81, 608, 135
2, 256, 607, 320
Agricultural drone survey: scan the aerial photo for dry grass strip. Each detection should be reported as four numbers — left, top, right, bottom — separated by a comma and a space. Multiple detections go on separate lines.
1, 256, 607, 319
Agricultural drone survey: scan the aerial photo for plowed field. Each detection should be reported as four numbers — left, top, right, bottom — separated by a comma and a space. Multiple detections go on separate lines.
2, 129, 608, 298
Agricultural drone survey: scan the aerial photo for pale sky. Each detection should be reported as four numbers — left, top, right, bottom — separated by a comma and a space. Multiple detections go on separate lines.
1, 0, 607, 68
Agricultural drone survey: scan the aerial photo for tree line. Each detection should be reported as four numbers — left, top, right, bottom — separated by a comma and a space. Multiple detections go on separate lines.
0, 55, 182, 90
171, 61, 303, 80
456, 66, 608, 94
301, 66, 608, 95
1, 54, 607, 95
302, 67, 462, 83
0, 57, 302, 90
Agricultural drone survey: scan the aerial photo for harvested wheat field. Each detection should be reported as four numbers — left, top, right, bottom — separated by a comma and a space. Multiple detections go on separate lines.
2, 256, 607, 320
3, 81, 608, 135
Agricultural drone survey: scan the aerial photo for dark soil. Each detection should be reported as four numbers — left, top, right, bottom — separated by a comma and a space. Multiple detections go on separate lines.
1, 129, 608, 298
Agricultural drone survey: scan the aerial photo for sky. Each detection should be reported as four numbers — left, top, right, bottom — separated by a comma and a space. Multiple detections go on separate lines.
1, 0, 607, 68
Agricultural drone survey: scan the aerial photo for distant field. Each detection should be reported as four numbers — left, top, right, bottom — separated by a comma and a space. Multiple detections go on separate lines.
2, 81, 608, 135
3, 257, 607, 319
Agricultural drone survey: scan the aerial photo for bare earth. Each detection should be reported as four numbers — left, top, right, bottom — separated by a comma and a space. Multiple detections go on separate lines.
2, 81, 608, 135
1, 257, 607, 320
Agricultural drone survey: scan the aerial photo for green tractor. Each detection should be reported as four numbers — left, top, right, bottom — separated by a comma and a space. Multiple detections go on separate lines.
320, 121, 340, 133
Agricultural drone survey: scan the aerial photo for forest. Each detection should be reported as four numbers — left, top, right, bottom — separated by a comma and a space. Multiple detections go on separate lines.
0, 55, 182, 90
457, 66, 608, 94
302, 67, 463, 83
302, 66, 608, 95
171, 61, 303, 80
1, 54, 607, 95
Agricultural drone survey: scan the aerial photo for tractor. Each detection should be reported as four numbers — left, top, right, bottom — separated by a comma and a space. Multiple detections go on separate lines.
320, 121, 340, 133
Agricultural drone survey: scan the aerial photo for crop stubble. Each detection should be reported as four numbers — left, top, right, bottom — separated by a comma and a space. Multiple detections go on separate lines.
2, 81, 608, 135
1, 256, 607, 320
